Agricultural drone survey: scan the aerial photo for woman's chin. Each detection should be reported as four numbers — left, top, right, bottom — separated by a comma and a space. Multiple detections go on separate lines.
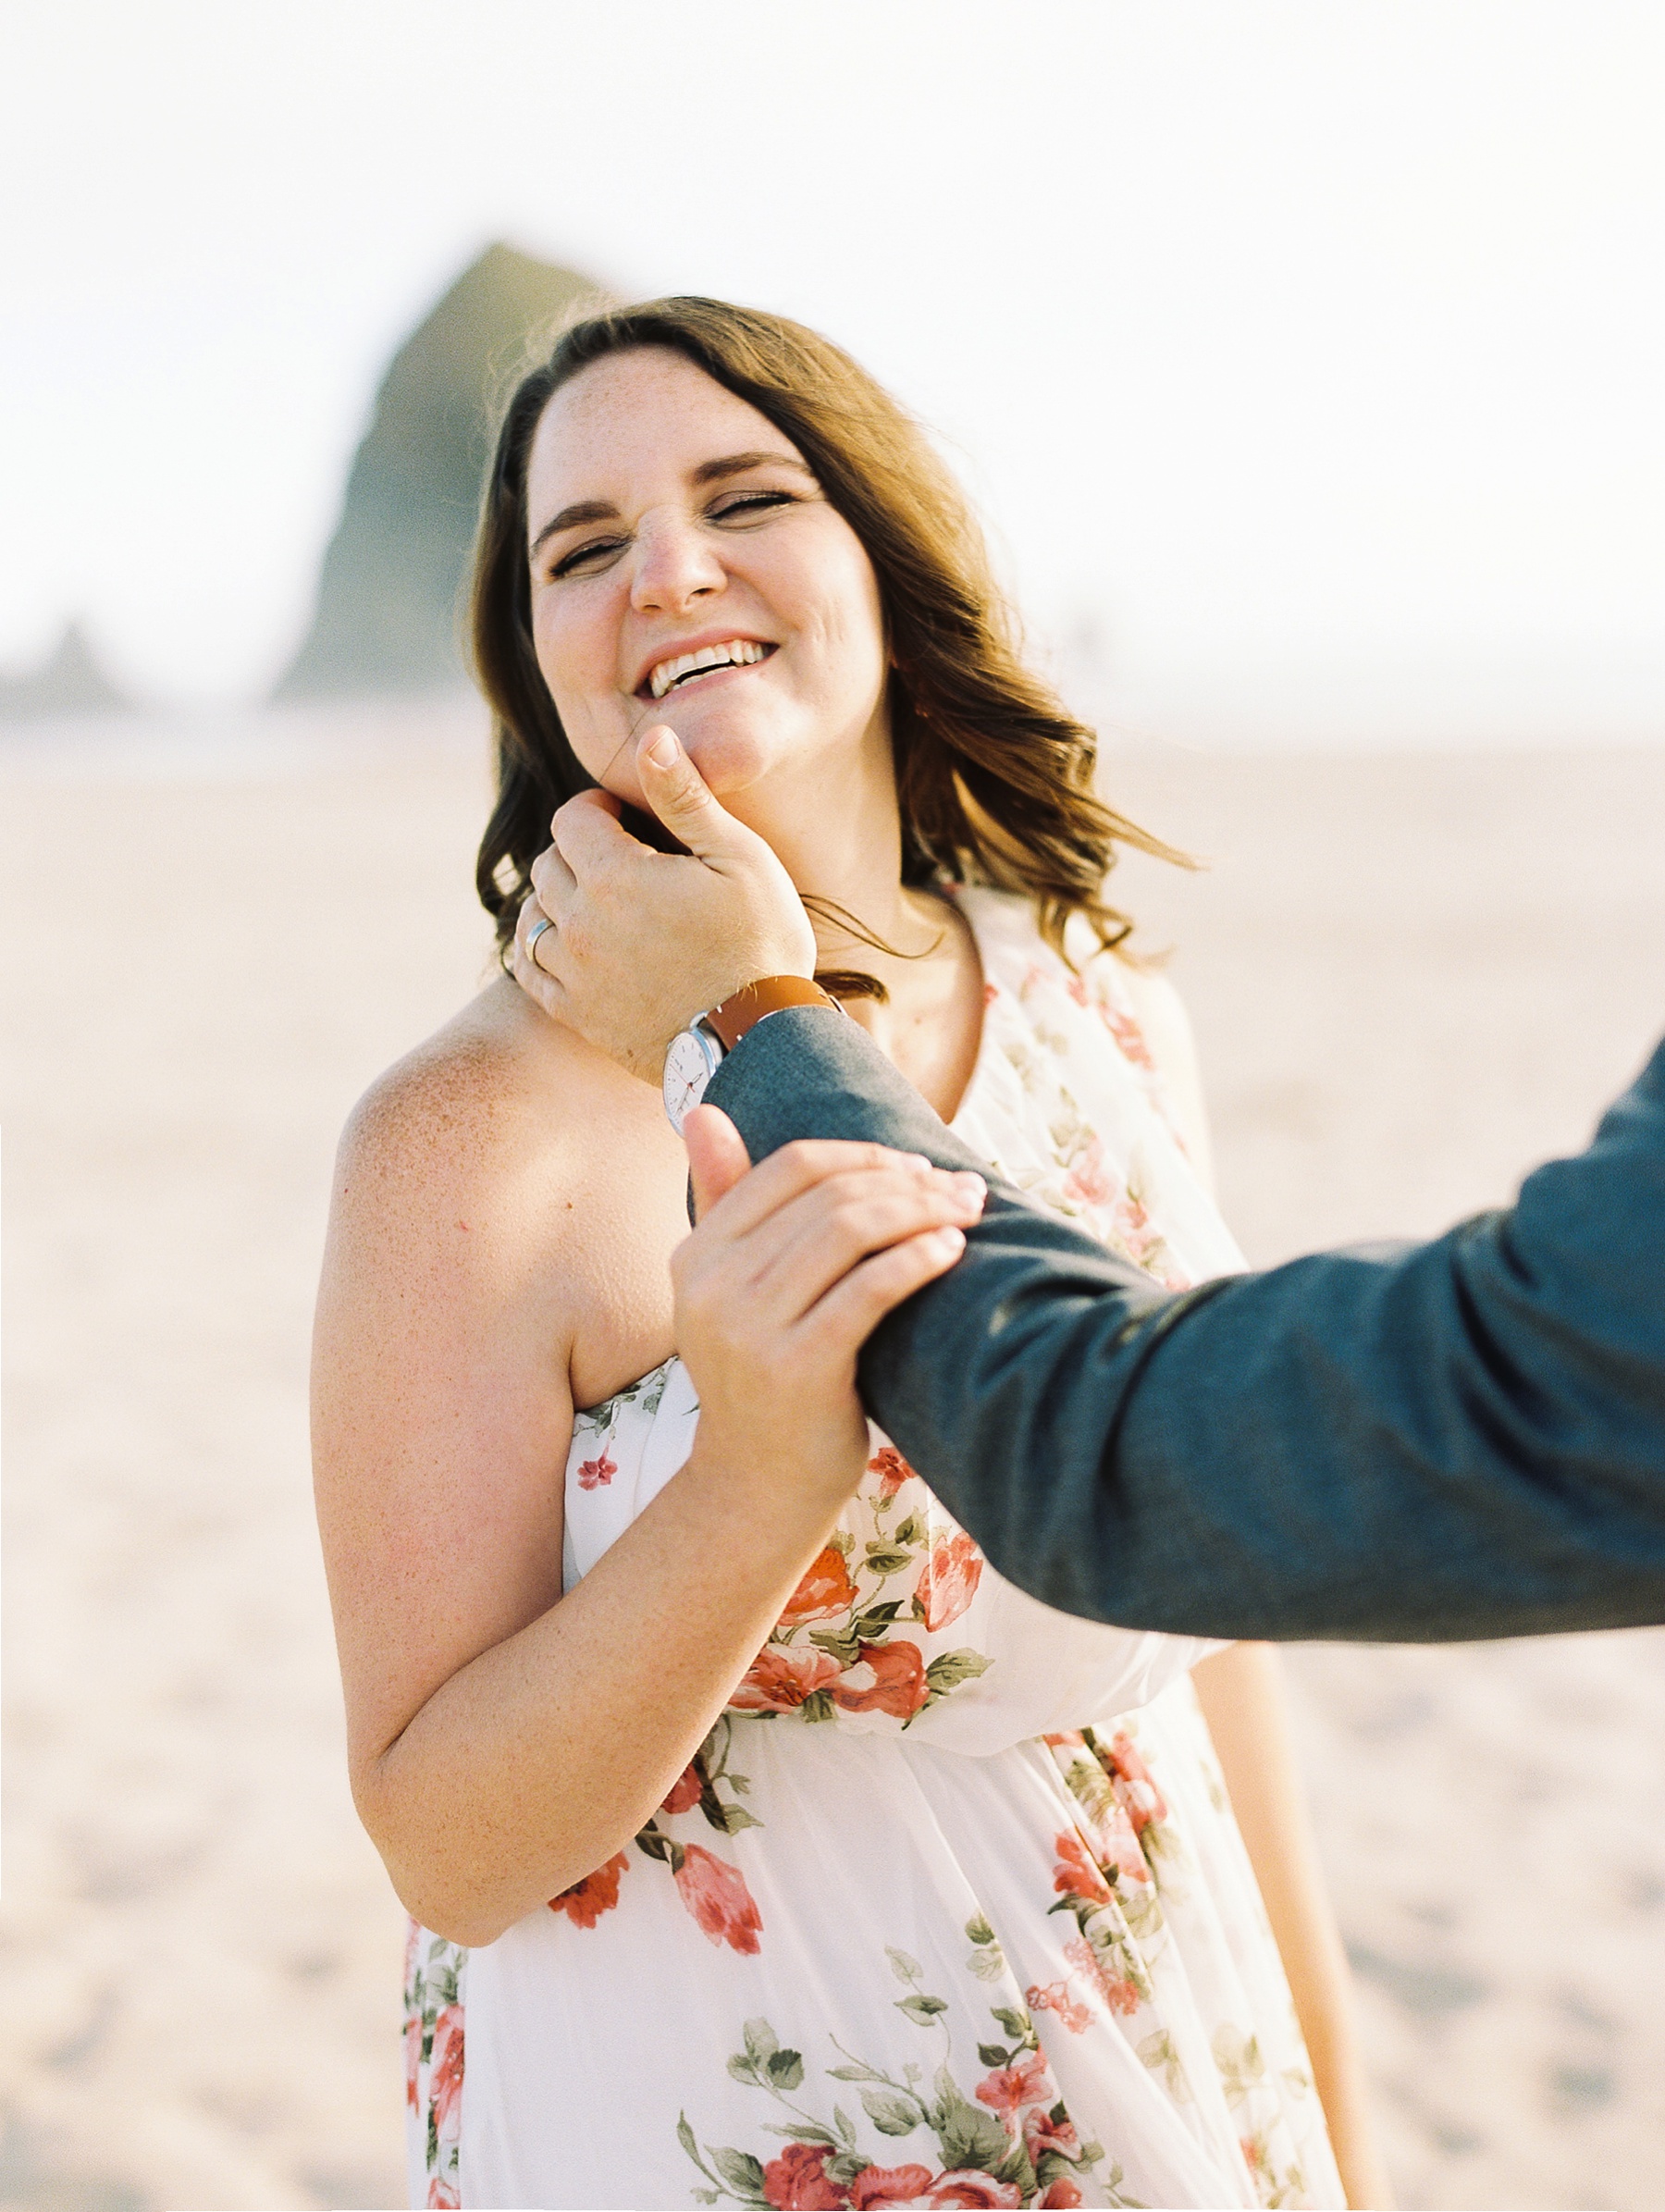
674, 722, 776, 801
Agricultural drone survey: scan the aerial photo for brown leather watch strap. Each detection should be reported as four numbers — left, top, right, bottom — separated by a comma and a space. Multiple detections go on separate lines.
705, 975, 843, 1053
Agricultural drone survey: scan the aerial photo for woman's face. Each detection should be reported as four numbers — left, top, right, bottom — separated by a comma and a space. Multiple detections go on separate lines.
523, 347, 891, 816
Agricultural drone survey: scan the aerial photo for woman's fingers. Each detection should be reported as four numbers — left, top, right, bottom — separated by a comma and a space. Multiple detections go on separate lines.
684, 1106, 754, 1219
676, 1160, 983, 1343
742, 1167, 984, 1319
693, 1134, 942, 1241
801, 1224, 968, 1352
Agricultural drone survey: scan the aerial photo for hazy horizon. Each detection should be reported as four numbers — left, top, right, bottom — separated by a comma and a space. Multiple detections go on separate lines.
6, 1, 1665, 748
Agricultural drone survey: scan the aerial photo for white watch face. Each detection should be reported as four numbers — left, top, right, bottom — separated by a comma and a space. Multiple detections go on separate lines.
663, 1025, 722, 1135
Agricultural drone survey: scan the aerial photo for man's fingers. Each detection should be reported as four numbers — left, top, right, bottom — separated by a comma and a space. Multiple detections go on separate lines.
635, 726, 765, 865
550, 792, 650, 877
510, 897, 571, 1022
529, 841, 577, 912
684, 1106, 753, 1221
561, 786, 623, 823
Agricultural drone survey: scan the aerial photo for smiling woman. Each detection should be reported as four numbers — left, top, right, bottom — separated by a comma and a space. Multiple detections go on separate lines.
311, 296, 1384, 2210
471, 299, 1177, 981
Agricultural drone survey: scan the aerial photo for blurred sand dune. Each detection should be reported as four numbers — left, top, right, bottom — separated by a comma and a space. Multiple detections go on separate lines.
3, 706, 1661, 2210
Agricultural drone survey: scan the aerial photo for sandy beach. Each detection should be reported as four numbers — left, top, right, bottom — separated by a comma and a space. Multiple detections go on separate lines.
3, 704, 1661, 2211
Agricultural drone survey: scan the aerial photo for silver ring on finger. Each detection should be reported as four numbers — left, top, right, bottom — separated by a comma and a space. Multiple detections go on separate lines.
525, 913, 555, 971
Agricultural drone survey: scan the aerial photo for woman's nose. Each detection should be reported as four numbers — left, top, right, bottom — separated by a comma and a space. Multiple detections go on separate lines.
629, 509, 726, 615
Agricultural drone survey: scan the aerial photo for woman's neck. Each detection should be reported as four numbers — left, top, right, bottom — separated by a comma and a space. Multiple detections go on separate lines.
732, 743, 985, 1117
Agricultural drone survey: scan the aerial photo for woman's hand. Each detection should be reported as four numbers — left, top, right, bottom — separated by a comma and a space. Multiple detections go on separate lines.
674, 1107, 985, 1507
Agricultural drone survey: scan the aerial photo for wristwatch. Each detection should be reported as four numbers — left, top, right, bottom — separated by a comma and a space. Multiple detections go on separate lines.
662, 976, 843, 1133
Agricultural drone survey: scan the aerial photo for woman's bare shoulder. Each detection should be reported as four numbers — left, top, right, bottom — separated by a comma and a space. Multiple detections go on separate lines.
322, 977, 687, 1391
339, 977, 602, 1194
324, 980, 617, 1310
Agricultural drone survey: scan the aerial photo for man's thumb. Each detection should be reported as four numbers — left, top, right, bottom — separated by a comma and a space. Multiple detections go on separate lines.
636, 725, 748, 859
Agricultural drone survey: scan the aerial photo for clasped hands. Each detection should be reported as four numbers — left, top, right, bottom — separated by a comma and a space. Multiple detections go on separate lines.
511, 723, 983, 1502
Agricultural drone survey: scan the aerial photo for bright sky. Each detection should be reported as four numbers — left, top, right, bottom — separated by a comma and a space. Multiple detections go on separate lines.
6, 0, 1665, 742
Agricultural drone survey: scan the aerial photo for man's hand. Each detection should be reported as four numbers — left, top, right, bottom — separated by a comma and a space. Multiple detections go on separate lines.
672, 1106, 986, 1511
511, 725, 817, 1081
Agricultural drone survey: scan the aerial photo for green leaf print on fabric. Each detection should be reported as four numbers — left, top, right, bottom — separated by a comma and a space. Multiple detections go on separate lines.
403, 1924, 466, 2208
725, 1446, 995, 1732
1134, 2029, 1191, 2104
676, 1938, 1116, 2207
570, 1359, 674, 1489
1212, 2024, 1265, 2107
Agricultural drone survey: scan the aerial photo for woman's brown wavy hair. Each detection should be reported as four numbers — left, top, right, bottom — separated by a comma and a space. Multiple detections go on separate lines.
471, 296, 1180, 970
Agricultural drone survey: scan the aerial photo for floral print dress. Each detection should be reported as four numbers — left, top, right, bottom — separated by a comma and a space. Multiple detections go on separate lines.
403, 889, 1346, 2212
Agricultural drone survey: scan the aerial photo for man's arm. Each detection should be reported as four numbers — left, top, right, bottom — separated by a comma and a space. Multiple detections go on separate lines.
707, 1008, 1665, 1642
512, 725, 1665, 1641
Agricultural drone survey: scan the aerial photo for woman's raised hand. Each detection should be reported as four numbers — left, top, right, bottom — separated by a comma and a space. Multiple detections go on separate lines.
673, 1106, 985, 1509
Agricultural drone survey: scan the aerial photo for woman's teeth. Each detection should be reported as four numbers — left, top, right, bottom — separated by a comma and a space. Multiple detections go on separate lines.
648, 639, 767, 700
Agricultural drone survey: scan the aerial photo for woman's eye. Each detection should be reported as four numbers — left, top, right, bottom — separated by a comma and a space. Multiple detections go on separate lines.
710, 491, 794, 524
549, 538, 624, 579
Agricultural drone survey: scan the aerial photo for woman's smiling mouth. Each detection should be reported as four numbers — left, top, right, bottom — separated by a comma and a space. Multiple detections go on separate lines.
643, 637, 774, 700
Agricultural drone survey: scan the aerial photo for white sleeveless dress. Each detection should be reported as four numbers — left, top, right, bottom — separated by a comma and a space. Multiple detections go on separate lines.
402, 888, 1346, 2212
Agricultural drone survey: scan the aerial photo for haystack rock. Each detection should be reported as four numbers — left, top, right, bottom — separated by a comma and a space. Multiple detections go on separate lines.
275, 243, 602, 699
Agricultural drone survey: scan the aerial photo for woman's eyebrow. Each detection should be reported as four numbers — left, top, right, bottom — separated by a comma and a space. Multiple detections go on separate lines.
530, 453, 814, 556
530, 499, 618, 558
690, 450, 815, 487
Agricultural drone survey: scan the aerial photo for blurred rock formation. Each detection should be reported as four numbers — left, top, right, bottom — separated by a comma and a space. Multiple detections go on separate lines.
274, 243, 601, 700
0, 621, 130, 718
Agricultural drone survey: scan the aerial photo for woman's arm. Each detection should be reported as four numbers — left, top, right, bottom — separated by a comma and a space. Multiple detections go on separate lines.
1190, 1644, 1393, 2209
312, 1032, 980, 1946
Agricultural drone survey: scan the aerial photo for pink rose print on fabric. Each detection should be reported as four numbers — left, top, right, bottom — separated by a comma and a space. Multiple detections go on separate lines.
1026, 1979, 1092, 2034
1038, 2183, 1084, 2208
576, 1450, 616, 1490
1097, 1805, 1153, 1886
1104, 1729, 1167, 1834
1023, 2105, 1080, 2164
866, 1444, 916, 1499
403, 2008, 422, 2109
917, 1530, 983, 1632
848, 2164, 936, 2208
673, 1843, 763, 1953
427, 2001, 464, 2161
426, 2177, 460, 2210
974, 2046, 1053, 2121
660, 1761, 704, 1816
1051, 1829, 1112, 1906
1093, 990, 1158, 1074
763, 2141, 847, 2207
779, 1545, 860, 1628
920, 2175, 1022, 2207
730, 1644, 843, 1714
1062, 1134, 1116, 1210
548, 1849, 628, 1928
1063, 1932, 1140, 2015
829, 1638, 929, 1721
